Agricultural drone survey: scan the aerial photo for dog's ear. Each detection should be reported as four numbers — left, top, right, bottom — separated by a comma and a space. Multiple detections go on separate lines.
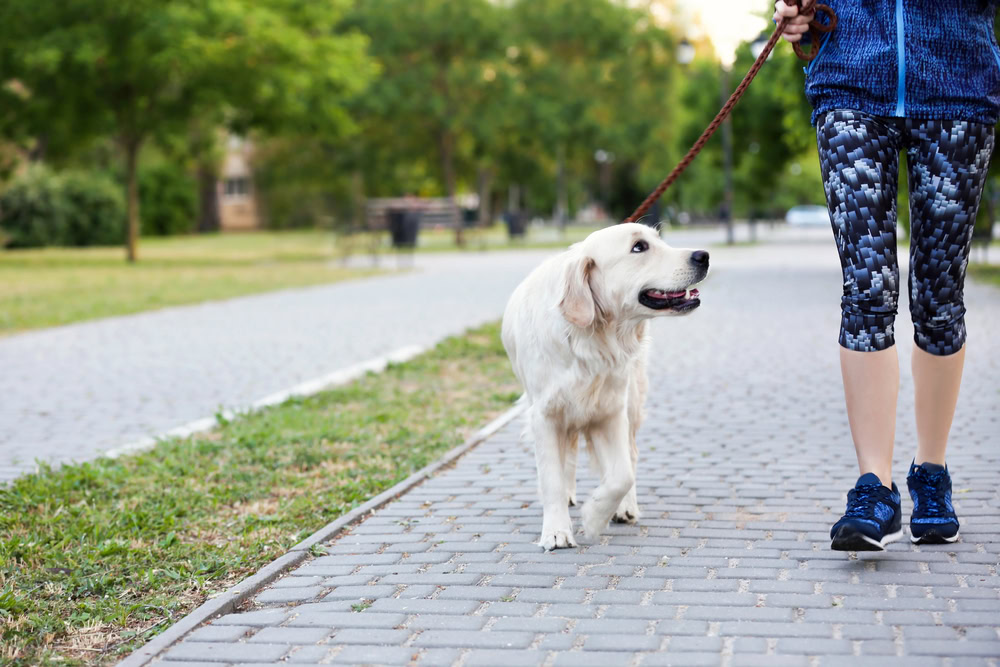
560, 255, 600, 328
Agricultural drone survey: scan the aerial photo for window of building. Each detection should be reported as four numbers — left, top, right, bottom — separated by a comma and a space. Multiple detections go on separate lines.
224, 177, 251, 198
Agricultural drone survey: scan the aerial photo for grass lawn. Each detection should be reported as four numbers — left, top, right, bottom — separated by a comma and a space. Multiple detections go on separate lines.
0, 225, 603, 335
0, 321, 521, 666
968, 262, 1000, 288
0, 231, 383, 335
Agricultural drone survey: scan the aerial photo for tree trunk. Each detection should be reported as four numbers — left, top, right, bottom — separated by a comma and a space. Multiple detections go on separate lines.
28, 134, 49, 162
555, 144, 568, 230
197, 160, 221, 233
477, 166, 494, 228
123, 137, 142, 263
508, 183, 520, 213
440, 129, 463, 247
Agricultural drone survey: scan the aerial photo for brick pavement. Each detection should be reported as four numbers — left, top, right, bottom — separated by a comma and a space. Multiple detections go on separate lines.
143, 239, 1000, 666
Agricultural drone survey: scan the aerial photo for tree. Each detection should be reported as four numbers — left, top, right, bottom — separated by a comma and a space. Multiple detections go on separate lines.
510, 0, 635, 225
346, 0, 505, 245
0, 0, 373, 260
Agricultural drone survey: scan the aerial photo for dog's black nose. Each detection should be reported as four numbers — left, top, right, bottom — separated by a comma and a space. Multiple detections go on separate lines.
690, 250, 709, 266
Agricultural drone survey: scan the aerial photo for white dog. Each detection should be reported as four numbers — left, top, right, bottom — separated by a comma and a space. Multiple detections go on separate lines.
502, 223, 709, 550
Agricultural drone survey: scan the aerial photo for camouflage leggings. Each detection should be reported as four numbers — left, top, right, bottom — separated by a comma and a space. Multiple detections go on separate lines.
817, 110, 995, 356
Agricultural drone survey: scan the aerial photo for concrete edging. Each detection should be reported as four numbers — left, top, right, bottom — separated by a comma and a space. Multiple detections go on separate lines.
116, 397, 527, 666
104, 345, 427, 460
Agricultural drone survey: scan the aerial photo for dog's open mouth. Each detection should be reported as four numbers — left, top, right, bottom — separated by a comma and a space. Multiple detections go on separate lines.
639, 288, 700, 312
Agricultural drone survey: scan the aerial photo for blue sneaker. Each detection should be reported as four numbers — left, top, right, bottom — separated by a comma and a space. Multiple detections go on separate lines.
907, 461, 960, 544
830, 473, 903, 551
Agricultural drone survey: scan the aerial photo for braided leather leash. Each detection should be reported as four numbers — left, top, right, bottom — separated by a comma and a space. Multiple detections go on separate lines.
624, 0, 836, 223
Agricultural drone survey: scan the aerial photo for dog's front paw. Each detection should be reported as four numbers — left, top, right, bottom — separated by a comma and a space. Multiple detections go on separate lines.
612, 492, 640, 524
538, 528, 578, 551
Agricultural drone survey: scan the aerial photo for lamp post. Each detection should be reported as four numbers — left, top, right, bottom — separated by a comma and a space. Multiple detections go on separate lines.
678, 38, 734, 244
677, 38, 696, 66
747, 31, 772, 242
594, 149, 614, 221
673, 40, 695, 231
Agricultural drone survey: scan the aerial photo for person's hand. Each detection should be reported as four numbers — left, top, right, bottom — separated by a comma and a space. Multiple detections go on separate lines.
773, 1, 814, 44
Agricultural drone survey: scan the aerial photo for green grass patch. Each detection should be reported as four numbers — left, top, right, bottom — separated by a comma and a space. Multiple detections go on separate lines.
0, 322, 520, 665
969, 263, 1000, 288
0, 231, 384, 335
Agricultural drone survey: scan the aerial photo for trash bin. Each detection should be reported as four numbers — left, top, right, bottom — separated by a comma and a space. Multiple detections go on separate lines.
462, 207, 478, 229
388, 207, 419, 248
388, 208, 406, 247
399, 208, 420, 248
504, 211, 526, 239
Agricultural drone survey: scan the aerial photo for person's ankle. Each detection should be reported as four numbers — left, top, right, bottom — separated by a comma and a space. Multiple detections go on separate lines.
861, 469, 892, 490
914, 455, 946, 469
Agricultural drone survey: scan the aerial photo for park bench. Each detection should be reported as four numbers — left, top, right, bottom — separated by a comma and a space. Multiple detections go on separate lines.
364, 197, 460, 231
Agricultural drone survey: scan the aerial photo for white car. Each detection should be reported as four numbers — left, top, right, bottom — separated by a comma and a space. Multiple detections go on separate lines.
785, 205, 830, 227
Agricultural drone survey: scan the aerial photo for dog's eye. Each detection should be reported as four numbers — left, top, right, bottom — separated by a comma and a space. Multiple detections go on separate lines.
631, 240, 649, 254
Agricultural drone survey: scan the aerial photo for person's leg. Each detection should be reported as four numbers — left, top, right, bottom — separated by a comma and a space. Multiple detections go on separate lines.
839, 347, 897, 485
911, 346, 964, 466
905, 119, 995, 464
902, 119, 994, 544
817, 110, 905, 551
817, 110, 903, 489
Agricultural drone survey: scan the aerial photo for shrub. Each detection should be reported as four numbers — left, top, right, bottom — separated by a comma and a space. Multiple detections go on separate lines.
0, 166, 125, 248
139, 162, 197, 236
61, 171, 126, 246
0, 165, 70, 248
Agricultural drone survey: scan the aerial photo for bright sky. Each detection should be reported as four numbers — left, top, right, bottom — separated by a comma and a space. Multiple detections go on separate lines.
674, 0, 770, 67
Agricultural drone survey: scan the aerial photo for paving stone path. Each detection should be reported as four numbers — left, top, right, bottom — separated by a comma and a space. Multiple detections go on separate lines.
147, 240, 1000, 666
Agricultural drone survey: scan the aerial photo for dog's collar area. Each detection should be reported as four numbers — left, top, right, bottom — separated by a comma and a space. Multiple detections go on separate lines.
638, 288, 700, 311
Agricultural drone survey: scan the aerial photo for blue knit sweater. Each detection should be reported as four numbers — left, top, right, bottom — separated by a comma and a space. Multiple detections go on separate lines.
804, 0, 1000, 124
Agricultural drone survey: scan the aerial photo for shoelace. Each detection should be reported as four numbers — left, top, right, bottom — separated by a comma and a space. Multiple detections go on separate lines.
912, 468, 949, 515
843, 484, 884, 518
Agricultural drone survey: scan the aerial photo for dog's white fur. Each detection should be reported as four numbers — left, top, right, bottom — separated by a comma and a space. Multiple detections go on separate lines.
502, 223, 708, 550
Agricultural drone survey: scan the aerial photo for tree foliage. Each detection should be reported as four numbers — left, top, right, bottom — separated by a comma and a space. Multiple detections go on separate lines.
0, 0, 844, 252
0, 0, 374, 259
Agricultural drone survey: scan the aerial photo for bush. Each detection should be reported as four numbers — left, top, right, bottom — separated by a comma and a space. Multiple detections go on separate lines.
139, 162, 197, 236
61, 171, 126, 246
0, 166, 125, 248
0, 165, 70, 248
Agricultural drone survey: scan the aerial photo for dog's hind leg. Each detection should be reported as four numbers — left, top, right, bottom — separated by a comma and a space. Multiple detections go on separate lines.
564, 432, 578, 507
580, 411, 634, 540
533, 411, 578, 550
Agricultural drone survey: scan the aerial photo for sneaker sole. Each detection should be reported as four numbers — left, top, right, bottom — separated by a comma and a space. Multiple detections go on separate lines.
910, 529, 959, 545
831, 526, 904, 552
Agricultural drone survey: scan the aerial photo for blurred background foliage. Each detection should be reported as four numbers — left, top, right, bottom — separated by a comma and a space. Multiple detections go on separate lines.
0, 0, 993, 255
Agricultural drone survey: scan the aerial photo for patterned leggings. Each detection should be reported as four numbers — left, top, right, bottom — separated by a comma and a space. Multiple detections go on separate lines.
817, 110, 995, 356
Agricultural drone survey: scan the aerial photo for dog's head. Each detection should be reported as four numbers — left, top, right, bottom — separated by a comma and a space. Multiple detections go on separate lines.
559, 222, 709, 328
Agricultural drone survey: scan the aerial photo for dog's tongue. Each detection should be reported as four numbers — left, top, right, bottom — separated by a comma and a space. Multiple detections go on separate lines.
647, 290, 685, 299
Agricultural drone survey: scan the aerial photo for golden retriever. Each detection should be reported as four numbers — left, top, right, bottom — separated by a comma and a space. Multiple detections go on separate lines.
502, 223, 709, 550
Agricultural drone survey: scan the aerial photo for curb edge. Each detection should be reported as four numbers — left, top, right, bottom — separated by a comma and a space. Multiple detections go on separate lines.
116, 396, 526, 666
